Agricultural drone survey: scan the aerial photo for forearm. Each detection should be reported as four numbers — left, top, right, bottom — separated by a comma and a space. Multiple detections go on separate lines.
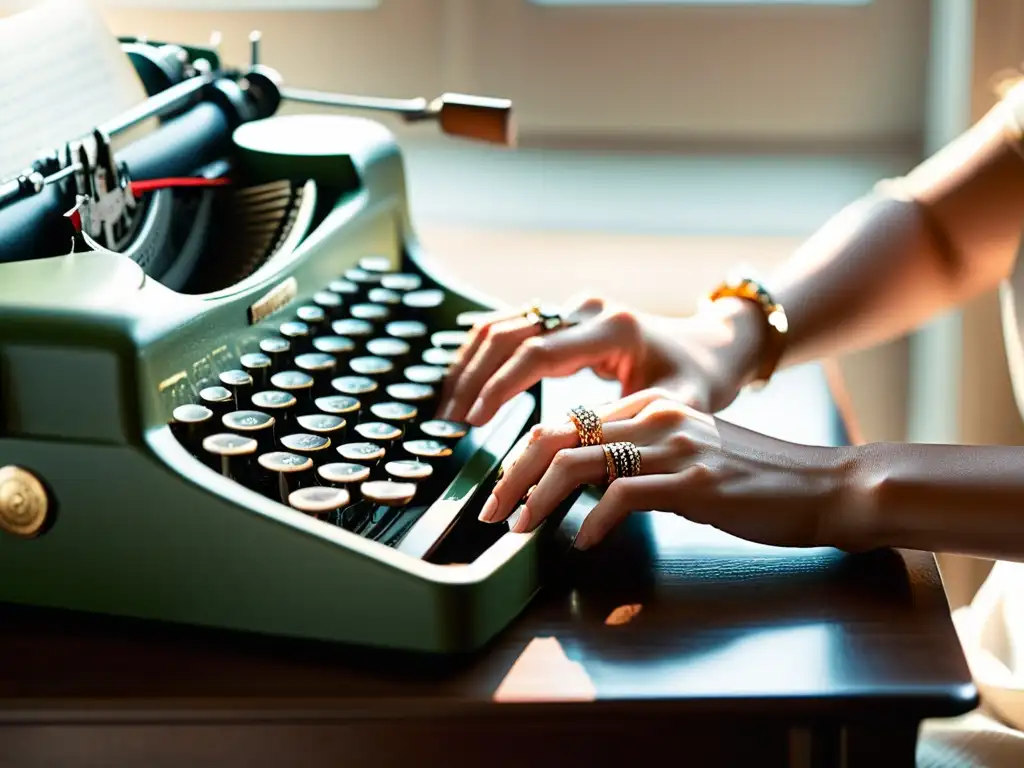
740, 99, 1024, 371
835, 442, 1024, 561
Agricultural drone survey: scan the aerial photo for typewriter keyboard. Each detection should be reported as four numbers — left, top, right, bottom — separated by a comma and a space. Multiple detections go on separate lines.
167, 258, 495, 553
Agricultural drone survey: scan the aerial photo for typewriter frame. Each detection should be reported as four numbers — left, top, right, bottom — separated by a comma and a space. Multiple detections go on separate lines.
0, 114, 564, 655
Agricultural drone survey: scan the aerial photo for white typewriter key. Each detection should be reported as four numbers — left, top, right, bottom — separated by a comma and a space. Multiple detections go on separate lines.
222, 410, 276, 450
240, 352, 273, 388
359, 255, 393, 274
332, 318, 373, 342
313, 335, 355, 356
279, 320, 310, 341
345, 267, 382, 287
258, 451, 315, 503
419, 419, 468, 442
318, 462, 371, 498
289, 486, 351, 520
259, 337, 291, 369
456, 310, 493, 327
171, 403, 214, 448
370, 402, 418, 428
366, 337, 410, 361
280, 433, 332, 464
431, 330, 469, 350
270, 371, 315, 402
422, 347, 457, 368
368, 287, 402, 308
201, 433, 259, 482
328, 279, 359, 298
349, 355, 393, 378
385, 459, 433, 483
295, 304, 327, 331
386, 383, 436, 415
402, 289, 445, 312
354, 422, 403, 446
337, 442, 386, 467
361, 480, 417, 508
402, 365, 444, 386
296, 413, 347, 439
313, 290, 343, 315
350, 303, 391, 324
199, 385, 235, 415
330, 375, 377, 398
380, 273, 422, 293
251, 389, 297, 414
218, 369, 253, 405
403, 439, 454, 460
386, 320, 428, 341
315, 394, 362, 418
293, 353, 338, 390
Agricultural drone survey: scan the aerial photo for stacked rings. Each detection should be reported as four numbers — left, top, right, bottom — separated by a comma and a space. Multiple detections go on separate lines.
568, 405, 603, 447
602, 441, 642, 483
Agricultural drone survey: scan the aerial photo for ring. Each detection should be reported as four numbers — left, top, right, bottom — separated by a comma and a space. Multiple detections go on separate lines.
568, 405, 603, 447
606, 441, 642, 482
525, 299, 575, 332
602, 444, 618, 483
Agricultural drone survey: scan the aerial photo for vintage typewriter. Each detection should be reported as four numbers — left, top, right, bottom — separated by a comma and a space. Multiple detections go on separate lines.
0, 33, 575, 653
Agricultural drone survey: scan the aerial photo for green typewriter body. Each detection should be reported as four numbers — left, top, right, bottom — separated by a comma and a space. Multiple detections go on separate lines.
0, 38, 562, 654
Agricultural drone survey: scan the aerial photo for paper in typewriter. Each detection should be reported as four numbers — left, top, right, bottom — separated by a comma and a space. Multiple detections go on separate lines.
0, 0, 149, 180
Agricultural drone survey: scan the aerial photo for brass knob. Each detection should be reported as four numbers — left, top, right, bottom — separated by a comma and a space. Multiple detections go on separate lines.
0, 466, 49, 538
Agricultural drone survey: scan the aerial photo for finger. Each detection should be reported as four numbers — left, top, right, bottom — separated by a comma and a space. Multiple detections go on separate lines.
436, 322, 491, 418
466, 312, 640, 425
510, 442, 686, 533
574, 467, 712, 549
441, 316, 541, 423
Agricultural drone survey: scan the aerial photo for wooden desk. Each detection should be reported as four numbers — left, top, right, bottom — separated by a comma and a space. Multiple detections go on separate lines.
0, 367, 976, 768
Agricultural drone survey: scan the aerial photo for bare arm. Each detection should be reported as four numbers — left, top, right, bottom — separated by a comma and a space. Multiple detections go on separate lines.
729, 87, 1024, 372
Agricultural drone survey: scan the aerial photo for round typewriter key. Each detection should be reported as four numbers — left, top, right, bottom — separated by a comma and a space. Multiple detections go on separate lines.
258, 451, 315, 503
270, 370, 315, 403
431, 330, 469, 349
422, 347, 457, 368
332, 318, 373, 344
345, 267, 382, 287
328, 279, 359, 298
386, 382, 436, 407
289, 486, 350, 520
279, 321, 311, 353
294, 353, 338, 392
371, 401, 418, 427
171, 403, 214, 448
403, 365, 445, 386
199, 385, 234, 415
281, 432, 333, 464
368, 287, 402, 308
402, 288, 445, 312
296, 413, 348, 440
201, 433, 258, 481
259, 337, 291, 369
355, 421, 402, 447
456, 310, 493, 327
386, 320, 428, 341
366, 337, 410, 361
380, 273, 422, 293
296, 304, 328, 332
331, 375, 378, 398
361, 480, 417, 508
315, 394, 362, 418
313, 335, 355, 356
240, 352, 273, 387
420, 419, 468, 442
337, 441, 386, 468
218, 369, 253, 404
313, 290, 343, 315
385, 459, 434, 483
223, 409, 276, 450
349, 356, 393, 377
350, 303, 391, 323
404, 439, 454, 460
318, 461, 371, 493
251, 390, 298, 428
359, 255, 393, 274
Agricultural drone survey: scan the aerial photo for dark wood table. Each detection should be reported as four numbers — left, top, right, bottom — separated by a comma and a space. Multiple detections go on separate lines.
0, 367, 976, 768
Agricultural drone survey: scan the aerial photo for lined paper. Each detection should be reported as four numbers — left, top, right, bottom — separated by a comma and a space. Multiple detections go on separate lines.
0, 0, 148, 180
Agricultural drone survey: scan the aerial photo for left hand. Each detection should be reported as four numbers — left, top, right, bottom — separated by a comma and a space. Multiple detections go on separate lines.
478, 389, 856, 551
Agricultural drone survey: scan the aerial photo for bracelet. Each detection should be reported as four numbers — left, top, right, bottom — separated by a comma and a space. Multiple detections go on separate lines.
703, 273, 789, 390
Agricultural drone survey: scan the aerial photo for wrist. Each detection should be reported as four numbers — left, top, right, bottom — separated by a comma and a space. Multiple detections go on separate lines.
694, 296, 773, 388
818, 445, 884, 552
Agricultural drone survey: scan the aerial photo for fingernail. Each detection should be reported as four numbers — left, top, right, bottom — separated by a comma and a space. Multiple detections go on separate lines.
509, 506, 530, 533
573, 530, 591, 550
478, 494, 499, 523
466, 400, 485, 425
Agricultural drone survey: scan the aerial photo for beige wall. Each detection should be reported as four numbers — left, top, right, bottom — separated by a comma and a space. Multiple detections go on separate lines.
86, 0, 929, 146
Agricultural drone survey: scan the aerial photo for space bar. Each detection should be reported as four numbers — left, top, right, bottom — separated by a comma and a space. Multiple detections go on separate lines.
393, 392, 535, 560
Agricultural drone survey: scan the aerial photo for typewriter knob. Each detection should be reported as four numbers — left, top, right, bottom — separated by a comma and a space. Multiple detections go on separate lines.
0, 466, 50, 539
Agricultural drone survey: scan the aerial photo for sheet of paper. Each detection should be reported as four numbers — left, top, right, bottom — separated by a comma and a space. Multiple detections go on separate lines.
0, 0, 148, 179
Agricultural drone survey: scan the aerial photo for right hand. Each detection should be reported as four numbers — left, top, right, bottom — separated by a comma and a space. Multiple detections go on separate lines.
436, 294, 771, 427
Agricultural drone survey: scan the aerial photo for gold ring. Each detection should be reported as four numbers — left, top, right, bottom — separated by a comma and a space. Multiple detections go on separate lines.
525, 299, 574, 332
607, 441, 642, 479
568, 405, 603, 447
602, 444, 617, 484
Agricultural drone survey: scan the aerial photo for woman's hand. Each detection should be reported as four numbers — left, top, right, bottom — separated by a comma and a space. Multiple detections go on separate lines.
478, 389, 859, 552
436, 294, 772, 426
